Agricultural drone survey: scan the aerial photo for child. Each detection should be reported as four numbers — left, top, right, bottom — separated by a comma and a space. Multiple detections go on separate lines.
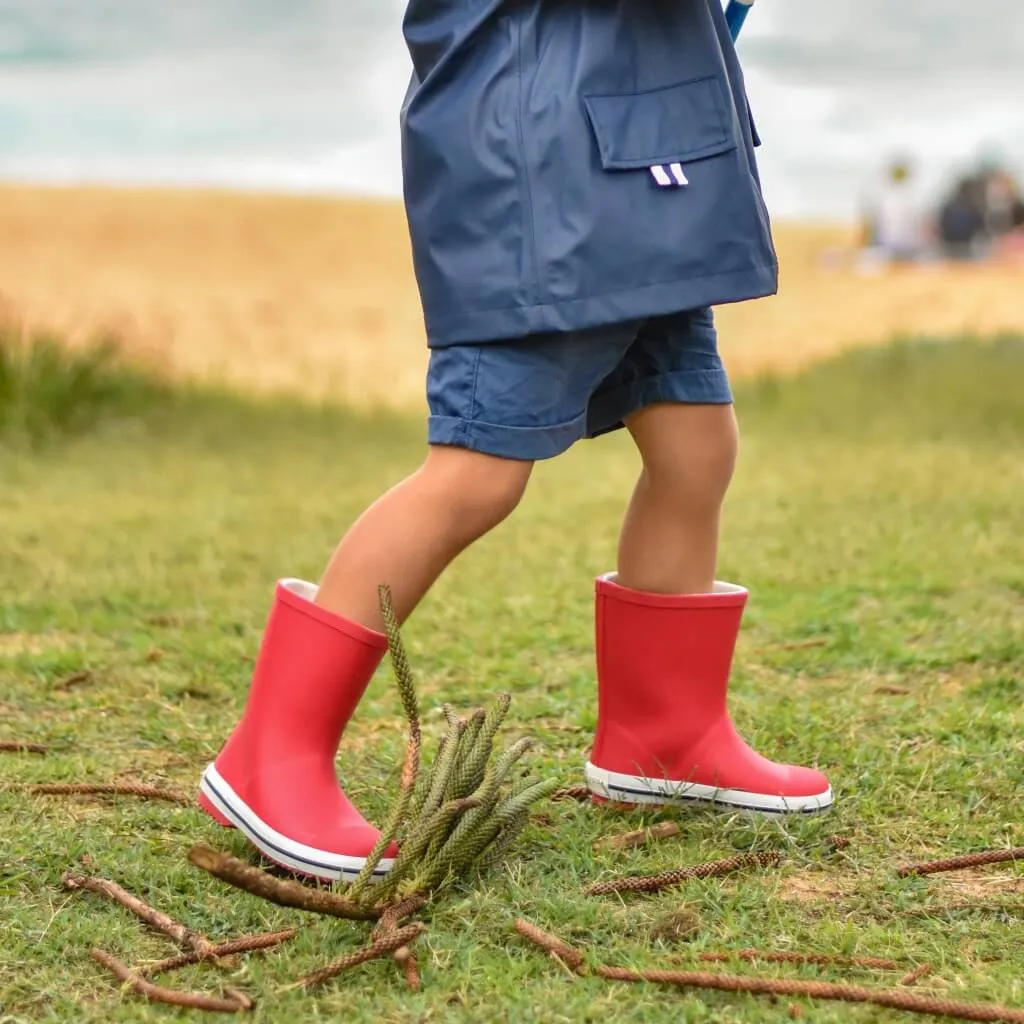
198, 0, 833, 881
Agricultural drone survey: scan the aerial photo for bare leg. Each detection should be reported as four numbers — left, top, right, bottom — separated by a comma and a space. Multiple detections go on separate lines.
617, 403, 738, 595
315, 445, 534, 630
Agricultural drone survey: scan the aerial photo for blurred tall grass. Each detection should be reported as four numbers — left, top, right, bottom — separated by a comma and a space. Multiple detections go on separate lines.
0, 323, 169, 445
742, 334, 1024, 444
2, 323, 1021, 451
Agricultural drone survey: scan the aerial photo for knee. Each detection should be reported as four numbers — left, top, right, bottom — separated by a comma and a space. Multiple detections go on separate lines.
639, 408, 738, 506
422, 446, 533, 536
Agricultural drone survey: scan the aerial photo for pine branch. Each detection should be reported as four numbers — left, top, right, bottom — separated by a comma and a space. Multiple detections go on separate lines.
347, 586, 423, 898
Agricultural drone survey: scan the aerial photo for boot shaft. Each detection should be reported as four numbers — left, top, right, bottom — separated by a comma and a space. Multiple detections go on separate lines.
592, 574, 747, 775
218, 580, 387, 779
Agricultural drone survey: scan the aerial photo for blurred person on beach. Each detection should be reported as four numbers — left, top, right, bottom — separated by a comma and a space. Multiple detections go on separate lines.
937, 177, 987, 261
977, 163, 1023, 240
858, 158, 928, 268
937, 162, 1024, 262
197, 0, 833, 881
977, 164, 1024, 260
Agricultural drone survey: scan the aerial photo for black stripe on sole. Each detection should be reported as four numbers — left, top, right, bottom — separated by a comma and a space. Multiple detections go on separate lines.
202, 775, 391, 878
600, 781, 832, 816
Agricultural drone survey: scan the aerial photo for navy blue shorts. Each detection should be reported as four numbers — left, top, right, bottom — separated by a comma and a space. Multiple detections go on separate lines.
426, 308, 733, 460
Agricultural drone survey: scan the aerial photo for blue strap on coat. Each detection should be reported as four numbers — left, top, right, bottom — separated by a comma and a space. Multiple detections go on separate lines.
725, 0, 756, 41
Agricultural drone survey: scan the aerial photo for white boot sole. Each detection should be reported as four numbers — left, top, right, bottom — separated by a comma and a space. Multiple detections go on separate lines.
585, 762, 833, 815
199, 765, 395, 882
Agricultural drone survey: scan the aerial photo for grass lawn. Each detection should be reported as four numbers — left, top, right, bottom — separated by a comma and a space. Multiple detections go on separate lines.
1, 336, 1022, 1023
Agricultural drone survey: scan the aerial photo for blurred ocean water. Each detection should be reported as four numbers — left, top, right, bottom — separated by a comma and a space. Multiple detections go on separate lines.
0, 0, 1021, 218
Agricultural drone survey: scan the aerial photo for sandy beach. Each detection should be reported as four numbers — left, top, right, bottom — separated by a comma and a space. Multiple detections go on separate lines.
2, 184, 1021, 409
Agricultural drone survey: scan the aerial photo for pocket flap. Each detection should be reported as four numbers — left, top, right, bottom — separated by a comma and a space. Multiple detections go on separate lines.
583, 76, 737, 171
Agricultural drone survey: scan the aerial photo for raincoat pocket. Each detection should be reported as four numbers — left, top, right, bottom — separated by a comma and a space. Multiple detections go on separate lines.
583, 76, 738, 171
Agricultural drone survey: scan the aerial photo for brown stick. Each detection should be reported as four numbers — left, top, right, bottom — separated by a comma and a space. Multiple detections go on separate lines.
372, 895, 429, 939
0, 741, 48, 754
222, 988, 255, 1011
90, 949, 252, 1014
27, 783, 190, 806
551, 785, 591, 803
54, 669, 93, 690
696, 949, 901, 971
586, 851, 784, 897
293, 923, 426, 990
595, 966, 1024, 1024
63, 872, 213, 954
514, 919, 586, 972
774, 639, 830, 651
187, 845, 378, 920
394, 947, 422, 992
371, 893, 429, 991
142, 929, 300, 976
897, 848, 1024, 878
595, 821, 682, 851
901, 964, 935, 987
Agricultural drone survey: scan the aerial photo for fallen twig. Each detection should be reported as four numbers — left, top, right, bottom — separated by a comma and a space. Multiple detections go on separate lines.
54, 669, 93, 690
595, 821, 681, 851
696, 949, 901, 972
514, 919, 586, 972
897, 849, 1024, 878
142, 929, 299, 976
291, 923, 426, 990
90, 949, 252, 1014
595, 966, 1024, 1023
222, 988, 255, 1011
371, 892, 429, 991
393, 946, 422, 991
0, 741, 48, 754
901, 964, 935, 987
551, 785, 591, 803
63, 872, 213, 955
586, 851, 784, 897
187, 845, 378, 920
27, 783, 189, 806
772, 639, 830, 652
372, 895, 429, 939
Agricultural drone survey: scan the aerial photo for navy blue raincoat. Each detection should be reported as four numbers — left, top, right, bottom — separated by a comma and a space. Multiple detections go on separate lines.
401, 0, 777, 347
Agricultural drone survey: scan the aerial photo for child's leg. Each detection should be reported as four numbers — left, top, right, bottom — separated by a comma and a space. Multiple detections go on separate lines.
585, 313, 831, 814
316, 445, 534, 630
198, 444, 532, 877
617, 402, 738, 595
199, 322, 644, 876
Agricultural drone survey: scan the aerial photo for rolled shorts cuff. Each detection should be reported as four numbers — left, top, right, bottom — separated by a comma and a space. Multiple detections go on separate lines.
428, 410, 588, 461
587, 367, 734, 437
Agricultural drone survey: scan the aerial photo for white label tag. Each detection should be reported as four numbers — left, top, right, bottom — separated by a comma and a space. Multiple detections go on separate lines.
650, 164, 673, 187
650, 163, 688, 188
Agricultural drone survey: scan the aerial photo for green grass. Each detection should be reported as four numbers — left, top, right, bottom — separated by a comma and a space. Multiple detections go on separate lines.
1, 336, 1022, 1023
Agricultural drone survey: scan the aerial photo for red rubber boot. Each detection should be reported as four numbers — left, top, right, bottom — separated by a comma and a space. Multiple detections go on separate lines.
198, 579, 397, 880
586, 574, 833, 815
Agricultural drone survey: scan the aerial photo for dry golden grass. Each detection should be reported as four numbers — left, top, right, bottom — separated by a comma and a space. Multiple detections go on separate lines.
1, 185, 1021, 408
